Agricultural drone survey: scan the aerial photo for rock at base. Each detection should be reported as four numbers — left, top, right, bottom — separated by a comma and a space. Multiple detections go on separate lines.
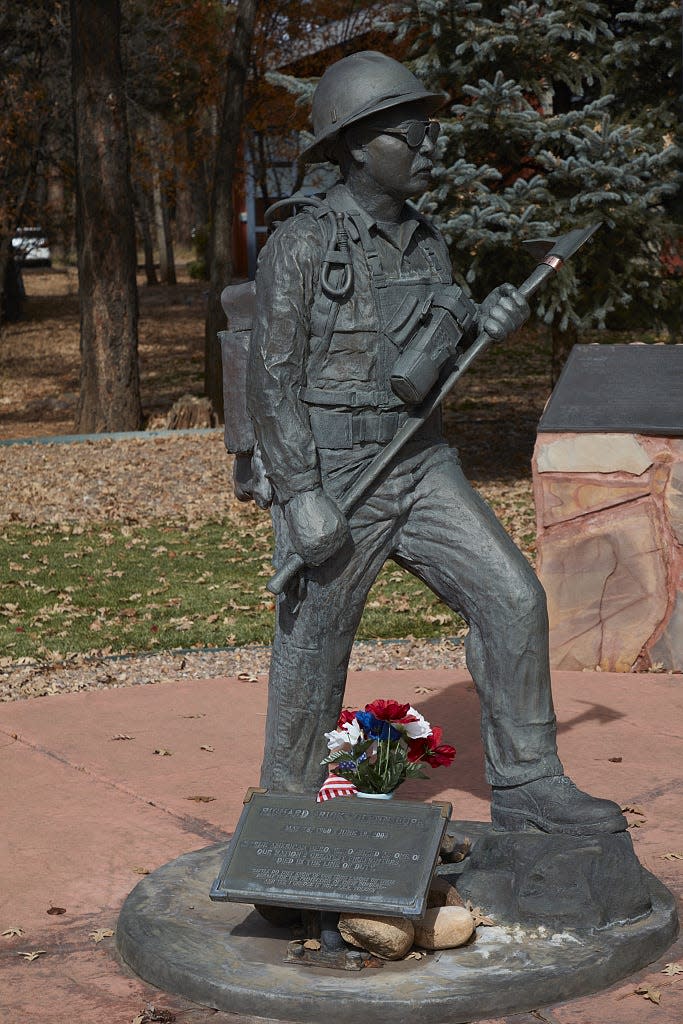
428, 876, 465, 908
414, 906, 475, 950
338, 913, 414, 960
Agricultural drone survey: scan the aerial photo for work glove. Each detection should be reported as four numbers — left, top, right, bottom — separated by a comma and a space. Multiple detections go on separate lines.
478, 283, 530, 342
232, 445, 273, 510
284, 487, 350, 566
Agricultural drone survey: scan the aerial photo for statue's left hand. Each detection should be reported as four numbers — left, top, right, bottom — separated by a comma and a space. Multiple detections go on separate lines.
479, 283, 530, 342
232, 449, 273, 510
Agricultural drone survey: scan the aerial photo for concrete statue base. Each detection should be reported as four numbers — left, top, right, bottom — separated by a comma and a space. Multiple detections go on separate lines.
116, 823, 678, 1024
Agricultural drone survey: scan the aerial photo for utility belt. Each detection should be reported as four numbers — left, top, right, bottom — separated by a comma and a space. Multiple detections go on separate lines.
307, 405, 442, 450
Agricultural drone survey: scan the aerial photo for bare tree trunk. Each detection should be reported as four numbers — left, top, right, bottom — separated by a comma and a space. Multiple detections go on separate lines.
152, 167, 169, 282
204, 0, 258, 417
70, 0, 142, 432
151, 117, 176, 286
134, 183, 158, 286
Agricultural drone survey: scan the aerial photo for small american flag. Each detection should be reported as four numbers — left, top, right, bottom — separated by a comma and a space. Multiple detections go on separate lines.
316, 773, 358, 802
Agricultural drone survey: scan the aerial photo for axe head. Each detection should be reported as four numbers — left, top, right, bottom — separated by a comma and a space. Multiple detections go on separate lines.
523, 223, 601, 264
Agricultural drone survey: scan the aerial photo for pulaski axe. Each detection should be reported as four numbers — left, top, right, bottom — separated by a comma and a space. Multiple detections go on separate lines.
268, 222, 601, 596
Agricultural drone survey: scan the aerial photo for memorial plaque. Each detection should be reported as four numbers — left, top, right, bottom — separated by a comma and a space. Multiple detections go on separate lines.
210, 790, 451, 918
538, 344, 683, 436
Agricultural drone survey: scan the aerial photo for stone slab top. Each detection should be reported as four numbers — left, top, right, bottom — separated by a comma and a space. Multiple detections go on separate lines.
538, 344, 683, 436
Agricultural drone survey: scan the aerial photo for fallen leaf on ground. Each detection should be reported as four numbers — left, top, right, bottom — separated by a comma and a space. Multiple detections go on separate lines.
635, 984, 661, 1004
608, 756, 622, 763
405, 950, 425, 959
46, 906, 66, 915
133, 867, 150, 875
363, 956, 384, 968
621, 804, 646, 816
199, 744, 214, 752
111, 734, 134, 741
303, 938, 321, 950
662, 962, 683, 976
466, 900, 494, 927
131, 1004, 176, 1023
186, 795, 216, 803
237, 672, 259, 683
662, 852, 683, 861
153, 748, 172, 756
414, 686, 434, 694
90, 928, 114, 943
449, 838, 472, 863
180, 713, 205, 719
2, 926, 24, 938
628, 818, 646, 828
17, 950, 46, 961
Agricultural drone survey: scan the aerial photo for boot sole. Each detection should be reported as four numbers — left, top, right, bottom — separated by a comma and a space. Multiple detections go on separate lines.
491, 805, 628, 835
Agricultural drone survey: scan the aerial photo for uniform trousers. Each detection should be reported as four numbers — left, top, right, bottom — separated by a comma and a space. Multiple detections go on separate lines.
259, 439, 564, 793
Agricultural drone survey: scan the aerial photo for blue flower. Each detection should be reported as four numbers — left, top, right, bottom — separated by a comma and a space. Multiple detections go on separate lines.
356, 710, 401, 742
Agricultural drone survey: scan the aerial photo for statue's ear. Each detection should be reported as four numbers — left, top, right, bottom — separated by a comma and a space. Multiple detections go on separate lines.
343, 126, 367, 167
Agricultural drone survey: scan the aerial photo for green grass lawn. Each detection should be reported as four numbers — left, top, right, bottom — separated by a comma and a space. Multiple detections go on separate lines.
0, 520, 468, 660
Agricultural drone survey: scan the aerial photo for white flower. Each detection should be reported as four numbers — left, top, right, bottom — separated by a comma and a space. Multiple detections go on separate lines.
324, 718, 363, 751
343, 718, 363, 746
324, 728, 351, 752
403, 707, 432, 739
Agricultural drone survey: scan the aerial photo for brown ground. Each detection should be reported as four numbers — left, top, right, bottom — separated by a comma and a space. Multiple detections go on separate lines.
0, 265, 207, 439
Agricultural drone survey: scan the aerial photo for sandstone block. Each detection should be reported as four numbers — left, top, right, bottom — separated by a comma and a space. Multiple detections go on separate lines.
414, 906, 475, 950
536, 434, 652, 475
538, 475, 651, 527
665, 462, 683, 545
338, 913, 414, 960
650, 591, 683, 671
539, 499, 668, 670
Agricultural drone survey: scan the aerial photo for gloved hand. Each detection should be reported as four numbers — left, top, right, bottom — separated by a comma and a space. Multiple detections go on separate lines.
284, 487, 350, 566
232, 447, 273, 510
478, 283, 530, 342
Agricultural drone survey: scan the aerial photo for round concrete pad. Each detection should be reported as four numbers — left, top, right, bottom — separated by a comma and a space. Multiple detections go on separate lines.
116, 841, 679, 1024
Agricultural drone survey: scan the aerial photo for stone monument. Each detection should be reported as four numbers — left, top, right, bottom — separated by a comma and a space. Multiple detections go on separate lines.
116, 51, 678, 1022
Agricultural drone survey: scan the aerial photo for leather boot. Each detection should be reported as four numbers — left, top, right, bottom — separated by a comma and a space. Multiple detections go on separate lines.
491, 775, 627, 835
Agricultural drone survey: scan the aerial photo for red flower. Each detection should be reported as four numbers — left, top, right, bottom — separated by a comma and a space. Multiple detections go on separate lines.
337, 708, 357, 727
407, 726, 456, 767
425, 742, 456, 768
365, 699, 413, 722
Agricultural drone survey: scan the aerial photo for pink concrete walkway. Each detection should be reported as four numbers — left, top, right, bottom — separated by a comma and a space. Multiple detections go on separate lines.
0, 667, 681, 1024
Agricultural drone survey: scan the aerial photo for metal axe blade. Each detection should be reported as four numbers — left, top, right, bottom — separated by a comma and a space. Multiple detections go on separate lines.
522, 222, 601, 266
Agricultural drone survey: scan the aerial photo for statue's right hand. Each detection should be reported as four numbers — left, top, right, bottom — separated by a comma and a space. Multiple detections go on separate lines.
284, 488, 350, 566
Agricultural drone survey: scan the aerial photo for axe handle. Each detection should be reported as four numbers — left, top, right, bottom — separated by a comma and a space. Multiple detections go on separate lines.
267, 262, 557, 596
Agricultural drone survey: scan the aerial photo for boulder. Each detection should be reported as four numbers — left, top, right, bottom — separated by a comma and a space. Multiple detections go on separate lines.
338, 913, 414, 960
427, 876, 465, 908
414, 906, 475, 950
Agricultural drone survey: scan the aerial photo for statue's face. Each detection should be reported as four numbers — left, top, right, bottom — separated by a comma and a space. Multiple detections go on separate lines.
349, 101, 437, 201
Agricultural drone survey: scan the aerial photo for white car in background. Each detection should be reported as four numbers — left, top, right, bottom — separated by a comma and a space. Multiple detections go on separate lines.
12, 227, 51, 266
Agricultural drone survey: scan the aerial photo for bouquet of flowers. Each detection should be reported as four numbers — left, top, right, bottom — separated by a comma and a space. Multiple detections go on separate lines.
319, 698, 455, 799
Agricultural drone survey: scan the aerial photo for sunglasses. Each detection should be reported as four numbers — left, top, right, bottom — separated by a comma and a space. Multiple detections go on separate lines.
373, 120, 441, 149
